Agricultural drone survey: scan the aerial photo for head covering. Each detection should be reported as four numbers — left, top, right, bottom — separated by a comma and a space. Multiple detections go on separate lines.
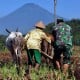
57, 18, 64, 24
35, 21, 45, 29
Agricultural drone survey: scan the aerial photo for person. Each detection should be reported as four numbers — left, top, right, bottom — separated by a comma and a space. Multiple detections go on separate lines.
24, 21, 51, 79
52, 19, 73, 75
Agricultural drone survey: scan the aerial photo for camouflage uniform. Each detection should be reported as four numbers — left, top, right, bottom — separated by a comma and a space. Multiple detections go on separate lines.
53, 23, 73, 64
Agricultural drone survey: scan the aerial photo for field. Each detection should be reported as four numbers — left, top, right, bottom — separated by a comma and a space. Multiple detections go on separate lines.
0, 46, 80, 80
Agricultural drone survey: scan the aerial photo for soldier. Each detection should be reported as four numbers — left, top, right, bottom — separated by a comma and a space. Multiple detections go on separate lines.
52, 19, 73, 75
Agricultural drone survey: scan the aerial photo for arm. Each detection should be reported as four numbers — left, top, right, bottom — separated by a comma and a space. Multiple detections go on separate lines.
24, 32, 30, 41
42, 32, 51, 44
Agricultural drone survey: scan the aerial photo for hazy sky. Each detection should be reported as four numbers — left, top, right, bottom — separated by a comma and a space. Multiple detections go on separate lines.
0, 0, 80, 19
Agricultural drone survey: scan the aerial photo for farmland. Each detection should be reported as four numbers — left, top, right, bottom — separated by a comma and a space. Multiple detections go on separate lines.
0, 46, 80, 80
0, 19, 80, 79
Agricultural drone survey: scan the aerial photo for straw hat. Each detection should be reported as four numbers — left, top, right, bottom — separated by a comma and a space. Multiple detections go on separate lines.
35, 21, 45, 29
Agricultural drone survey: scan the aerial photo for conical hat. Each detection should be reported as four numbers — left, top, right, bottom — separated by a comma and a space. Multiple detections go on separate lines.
35, 21, 45, 29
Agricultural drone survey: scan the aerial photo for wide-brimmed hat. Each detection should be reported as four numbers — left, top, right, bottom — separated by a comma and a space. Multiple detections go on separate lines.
35, 21, 45, 29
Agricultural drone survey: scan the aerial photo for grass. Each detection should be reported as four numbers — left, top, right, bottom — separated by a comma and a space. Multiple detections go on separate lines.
0, 63, 76, 80
0, 45, 80, 80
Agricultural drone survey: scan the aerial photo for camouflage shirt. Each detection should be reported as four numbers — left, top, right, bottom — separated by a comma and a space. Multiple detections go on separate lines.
53, 23, 72, 46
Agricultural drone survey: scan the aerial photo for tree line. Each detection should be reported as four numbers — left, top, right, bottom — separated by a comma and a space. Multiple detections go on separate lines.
46, 19, 80, 46
0, 19, 80, 51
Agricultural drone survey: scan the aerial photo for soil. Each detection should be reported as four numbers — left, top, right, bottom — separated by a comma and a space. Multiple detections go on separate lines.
0, 51, 28, 64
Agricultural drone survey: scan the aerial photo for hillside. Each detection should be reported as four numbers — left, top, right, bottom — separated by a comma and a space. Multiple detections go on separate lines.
0, 3, 54, 35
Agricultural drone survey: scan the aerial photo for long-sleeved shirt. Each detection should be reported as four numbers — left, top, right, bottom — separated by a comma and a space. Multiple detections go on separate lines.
24, 28, 51, 51
53, 23, 72, 46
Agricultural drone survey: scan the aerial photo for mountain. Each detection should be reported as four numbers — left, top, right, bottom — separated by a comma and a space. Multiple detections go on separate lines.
0, 3, 54, 35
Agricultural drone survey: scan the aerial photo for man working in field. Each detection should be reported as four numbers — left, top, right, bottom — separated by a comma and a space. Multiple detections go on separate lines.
24, 21, 51, 79
52, 18, 73, 75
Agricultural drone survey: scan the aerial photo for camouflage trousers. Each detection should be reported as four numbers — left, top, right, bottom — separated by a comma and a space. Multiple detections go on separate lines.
53, 45, 72, 64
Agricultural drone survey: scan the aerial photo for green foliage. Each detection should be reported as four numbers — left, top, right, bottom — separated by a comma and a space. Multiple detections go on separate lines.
66, 19, 80, 45
45, 23, 55, 33
0, 35, 7, 51
46, 19, 80, 45
0, 63, 76, 80
0, 63, 25, 80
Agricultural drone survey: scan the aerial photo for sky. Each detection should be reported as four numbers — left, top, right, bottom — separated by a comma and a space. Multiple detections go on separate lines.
0, 0, 80, 19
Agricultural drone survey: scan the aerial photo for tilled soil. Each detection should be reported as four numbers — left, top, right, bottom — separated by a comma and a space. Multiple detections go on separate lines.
0, 52, 28, 64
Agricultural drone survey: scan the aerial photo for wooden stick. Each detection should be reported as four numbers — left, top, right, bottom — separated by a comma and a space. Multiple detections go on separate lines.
41, 51, 53, 61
